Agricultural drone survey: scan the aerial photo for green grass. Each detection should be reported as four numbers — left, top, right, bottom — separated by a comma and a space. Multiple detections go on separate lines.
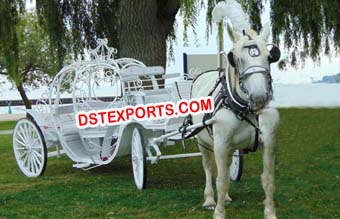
0, 109, 339, 219
0, 121, 16, 131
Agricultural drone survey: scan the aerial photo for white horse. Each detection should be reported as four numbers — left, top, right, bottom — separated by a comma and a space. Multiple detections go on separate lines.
191, 2, 281, 219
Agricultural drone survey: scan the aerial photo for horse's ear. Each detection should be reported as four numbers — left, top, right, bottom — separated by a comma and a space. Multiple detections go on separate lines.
227, 22, 240, 43
260, 22, 270, 42
228, 51, 236, 67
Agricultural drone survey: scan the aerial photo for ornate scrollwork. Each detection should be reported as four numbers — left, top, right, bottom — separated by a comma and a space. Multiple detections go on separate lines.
35, 92, 50, 113
88, 38, 118, 61
134, 79, 144, 91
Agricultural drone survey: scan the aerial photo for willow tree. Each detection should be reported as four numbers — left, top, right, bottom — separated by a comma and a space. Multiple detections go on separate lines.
0, 1, 58, 109
35, 0, 339, 70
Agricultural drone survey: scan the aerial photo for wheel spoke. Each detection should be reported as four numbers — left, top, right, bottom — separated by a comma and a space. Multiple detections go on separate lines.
15, 138, 27, 147
17, 127, 27, 142
24, 123, 31, 141
32, 152, 42, 166
22, 151, 29, 166
16, 147, 26, 150
31, 154, 39, 173
25, 154, 31, 171
19, 151, 27, 159
21, 125, 29, 141
32, 150, 43, 159
28, 127, 36, 146
30, 138, 39, 148
27, 155, 31, 172
30, 155, 35, 173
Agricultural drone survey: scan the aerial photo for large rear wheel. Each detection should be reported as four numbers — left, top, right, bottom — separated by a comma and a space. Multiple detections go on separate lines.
13, 118, 47, 177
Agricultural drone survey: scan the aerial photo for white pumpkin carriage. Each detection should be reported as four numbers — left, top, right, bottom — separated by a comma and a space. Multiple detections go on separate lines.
12, 39, 243, 189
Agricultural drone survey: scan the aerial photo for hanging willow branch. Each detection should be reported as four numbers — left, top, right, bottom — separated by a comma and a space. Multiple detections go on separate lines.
31, 0, 340, 68
271, 0, 340, 66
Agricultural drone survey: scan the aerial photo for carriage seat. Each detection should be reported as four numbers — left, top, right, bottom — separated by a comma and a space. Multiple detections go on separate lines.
55, 101, 124, 115
120, 66, 166, 91
120, 66, 165, 82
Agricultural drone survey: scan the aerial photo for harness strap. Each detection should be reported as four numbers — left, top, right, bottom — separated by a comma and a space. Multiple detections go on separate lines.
244, 115, 260, 153
197, 140, 214, 153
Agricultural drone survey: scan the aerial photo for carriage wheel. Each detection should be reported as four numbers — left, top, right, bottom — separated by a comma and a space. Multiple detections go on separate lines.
229, 149, 243, 181
13, 118, 47, 177
131, 128, 147, 190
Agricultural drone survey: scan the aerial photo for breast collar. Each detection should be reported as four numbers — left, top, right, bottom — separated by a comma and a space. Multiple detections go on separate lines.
206, 68, 260, 132
187, 68, 261, 153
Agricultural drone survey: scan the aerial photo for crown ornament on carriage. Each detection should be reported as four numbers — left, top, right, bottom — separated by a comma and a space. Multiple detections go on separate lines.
88, 38, 118, 61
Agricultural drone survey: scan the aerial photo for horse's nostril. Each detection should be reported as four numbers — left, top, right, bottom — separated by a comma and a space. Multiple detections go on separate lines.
250, 94, 267, 105
250, 94, 255, 103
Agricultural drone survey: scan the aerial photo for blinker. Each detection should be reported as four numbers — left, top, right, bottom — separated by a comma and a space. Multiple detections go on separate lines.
247, 45, 260, 57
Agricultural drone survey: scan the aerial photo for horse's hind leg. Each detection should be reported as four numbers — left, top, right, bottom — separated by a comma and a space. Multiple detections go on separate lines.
198, 139, 216, 210
259, 109, 279, 219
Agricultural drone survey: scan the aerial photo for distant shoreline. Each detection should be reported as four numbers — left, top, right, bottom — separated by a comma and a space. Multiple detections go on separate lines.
1, 83, 340, 119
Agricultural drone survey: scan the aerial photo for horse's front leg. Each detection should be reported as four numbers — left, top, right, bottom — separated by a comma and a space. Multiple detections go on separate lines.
198, 139, 216, 210
213, 137, 233, 219
259, 108, 280, 219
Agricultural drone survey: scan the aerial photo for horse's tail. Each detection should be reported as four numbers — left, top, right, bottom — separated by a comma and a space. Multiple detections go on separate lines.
212, 0, 250, 32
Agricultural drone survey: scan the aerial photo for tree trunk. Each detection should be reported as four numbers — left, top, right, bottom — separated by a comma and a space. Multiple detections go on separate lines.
16, 83, 32, 109
117, 0, 179, 68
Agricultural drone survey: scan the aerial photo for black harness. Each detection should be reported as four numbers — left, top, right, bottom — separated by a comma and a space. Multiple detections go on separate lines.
179, 68, 260, 153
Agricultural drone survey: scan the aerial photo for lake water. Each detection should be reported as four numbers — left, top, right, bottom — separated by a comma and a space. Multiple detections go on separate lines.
1, 83, 340, 115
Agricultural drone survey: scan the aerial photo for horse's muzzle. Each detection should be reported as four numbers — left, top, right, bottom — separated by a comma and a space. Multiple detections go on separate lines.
250, 93, 269, 111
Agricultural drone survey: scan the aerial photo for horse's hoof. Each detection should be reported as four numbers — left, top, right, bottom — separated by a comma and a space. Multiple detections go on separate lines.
202, 199, 216, 211
203, 205, 215, 211
225, 193, 232, 202
264, 208, 277, 219
265, 215, 277, 219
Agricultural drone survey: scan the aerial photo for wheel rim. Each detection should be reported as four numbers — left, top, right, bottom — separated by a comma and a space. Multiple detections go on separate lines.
131, 128, 145, 190
13, 119, 46, 177
230, 150, 241, 181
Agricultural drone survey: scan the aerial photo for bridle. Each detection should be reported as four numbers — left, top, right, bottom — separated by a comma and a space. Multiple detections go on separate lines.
203, 38, 279, 128
237, 65, 273, 99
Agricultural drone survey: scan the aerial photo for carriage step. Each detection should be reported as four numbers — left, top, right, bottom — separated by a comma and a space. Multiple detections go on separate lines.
73, 163, 91, 168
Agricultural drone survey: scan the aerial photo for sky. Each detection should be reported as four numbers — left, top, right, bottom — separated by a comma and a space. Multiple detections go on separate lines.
24, 0, 340, 85
166, 2, 340, 84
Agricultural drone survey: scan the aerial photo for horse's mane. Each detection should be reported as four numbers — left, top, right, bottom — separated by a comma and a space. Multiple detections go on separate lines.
212, 0, 250, 32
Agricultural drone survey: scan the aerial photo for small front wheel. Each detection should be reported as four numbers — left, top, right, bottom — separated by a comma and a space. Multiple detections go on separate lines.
131, 128, 147, 190
229, 149, 243, 181
13, 118, 47, 177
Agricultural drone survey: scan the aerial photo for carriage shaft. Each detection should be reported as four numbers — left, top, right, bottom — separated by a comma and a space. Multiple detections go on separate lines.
151, 117, 215, 144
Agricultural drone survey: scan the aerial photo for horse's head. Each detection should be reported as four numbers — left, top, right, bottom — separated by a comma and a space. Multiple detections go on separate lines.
225, 23, 280, 111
